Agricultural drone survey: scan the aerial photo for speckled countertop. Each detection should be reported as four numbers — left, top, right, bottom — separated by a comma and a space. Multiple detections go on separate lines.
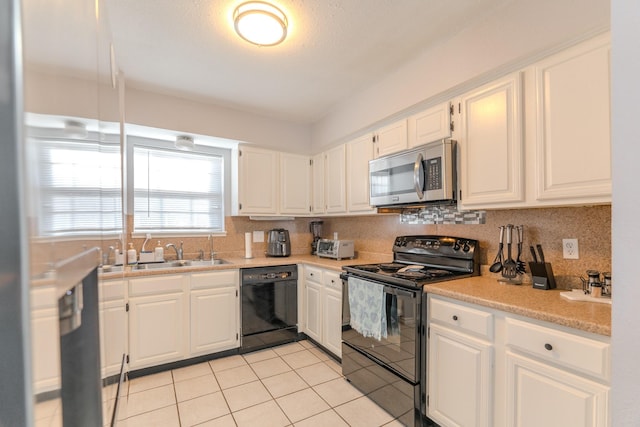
424, 276, 611, 336
95, 255, 611, 337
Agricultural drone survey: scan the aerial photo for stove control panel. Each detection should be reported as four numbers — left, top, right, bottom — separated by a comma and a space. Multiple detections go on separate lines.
393, 235, 477, 259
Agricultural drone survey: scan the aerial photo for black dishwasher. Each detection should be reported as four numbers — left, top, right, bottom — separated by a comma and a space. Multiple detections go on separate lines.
240, 265, 298, 353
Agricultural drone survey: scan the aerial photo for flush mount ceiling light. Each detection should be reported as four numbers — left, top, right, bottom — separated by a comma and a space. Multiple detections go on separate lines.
175, 135, 195, 151
233, 1, 288, 47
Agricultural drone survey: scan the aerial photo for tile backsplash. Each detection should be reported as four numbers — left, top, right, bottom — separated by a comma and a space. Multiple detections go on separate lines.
97, 204, 610, 290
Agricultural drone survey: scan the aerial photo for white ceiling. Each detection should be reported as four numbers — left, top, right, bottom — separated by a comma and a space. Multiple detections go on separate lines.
103, 0, 512, 124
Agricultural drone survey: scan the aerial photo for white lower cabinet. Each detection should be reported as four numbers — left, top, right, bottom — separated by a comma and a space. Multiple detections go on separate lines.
427, 296, 493, 427
505, 351, 609, 427
30, 286, 60, 394
303, 265, 342, 357
99, 279, 127, 377
128, 274, 188, 370
427, 294, 610, 427
189, 270, 239, 356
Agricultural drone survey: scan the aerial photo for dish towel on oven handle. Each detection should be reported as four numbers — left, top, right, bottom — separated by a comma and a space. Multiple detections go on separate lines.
348, 277, 387, 341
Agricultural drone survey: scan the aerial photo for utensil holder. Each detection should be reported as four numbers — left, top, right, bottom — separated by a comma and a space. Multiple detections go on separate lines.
528, 262, 556, 290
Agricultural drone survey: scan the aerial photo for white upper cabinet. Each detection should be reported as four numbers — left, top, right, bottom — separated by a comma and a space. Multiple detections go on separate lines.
238, 146, 310, 216
311, 152, 325, 215
458, 72, 525, 209
531, 34, 611, 205
346, 134, 375, 213
374, 119, 408, 158
324, 144, 347, 213
408, 102, 452, 148
238, 146, 278, 215
280, 152, 311, 215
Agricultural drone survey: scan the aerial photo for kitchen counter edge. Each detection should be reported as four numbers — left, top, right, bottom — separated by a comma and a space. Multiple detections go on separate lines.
424, 275, 611, 337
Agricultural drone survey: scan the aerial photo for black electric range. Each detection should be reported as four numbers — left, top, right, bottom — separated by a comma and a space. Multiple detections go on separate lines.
341, 235, 479, 426
342, 235, 479, 289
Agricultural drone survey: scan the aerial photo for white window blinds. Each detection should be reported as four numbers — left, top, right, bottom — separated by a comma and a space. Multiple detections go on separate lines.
133, 146, 224, 233
35, 138, 122, 236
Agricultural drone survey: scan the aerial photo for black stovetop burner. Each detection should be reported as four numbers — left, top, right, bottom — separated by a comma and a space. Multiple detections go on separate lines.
342, 235, 479, 289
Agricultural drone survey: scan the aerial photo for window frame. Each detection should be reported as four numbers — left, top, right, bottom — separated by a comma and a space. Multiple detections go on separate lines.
127, 134, 232, 237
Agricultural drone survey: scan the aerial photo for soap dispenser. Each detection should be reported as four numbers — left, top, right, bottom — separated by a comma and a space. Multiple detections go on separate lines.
114, 242, 124, 266
154, 241, 164, 262
127, 243, 137, 265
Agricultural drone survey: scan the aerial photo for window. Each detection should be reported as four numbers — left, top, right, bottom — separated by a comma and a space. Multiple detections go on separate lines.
133, 141, 227, 234
33, 136, 122, 237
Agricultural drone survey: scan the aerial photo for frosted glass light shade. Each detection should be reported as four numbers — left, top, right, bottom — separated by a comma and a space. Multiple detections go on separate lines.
233, 1, 288, 46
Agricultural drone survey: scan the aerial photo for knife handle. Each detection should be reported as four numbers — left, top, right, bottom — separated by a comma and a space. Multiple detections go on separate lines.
536, 244, 546, 263
529, 245, 538, 263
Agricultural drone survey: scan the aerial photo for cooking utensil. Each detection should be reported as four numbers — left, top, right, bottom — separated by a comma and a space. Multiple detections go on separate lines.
536, 244, 545, 263
529, 245, 538, 263
489, 226, 505, 273
516, 225, 525, 274
502, 224, 517, 278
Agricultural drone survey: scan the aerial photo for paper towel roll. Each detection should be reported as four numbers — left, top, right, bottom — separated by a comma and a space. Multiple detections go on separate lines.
244, 232, 253, 259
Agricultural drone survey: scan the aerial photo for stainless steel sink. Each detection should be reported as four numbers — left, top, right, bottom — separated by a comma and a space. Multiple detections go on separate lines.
99, 265, 124, 273
134, 259, 230, 270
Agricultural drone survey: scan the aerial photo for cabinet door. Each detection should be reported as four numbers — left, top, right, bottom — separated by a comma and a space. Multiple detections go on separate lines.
408, 102, 452, 148
346, 134, 375, 213
280, 152, 311, 215
428, 323, 492, 427
128, 292, 186, 369
324, 145, 347, 213
100, 300, 127, 377
323, 286, 342, 358
239, 147, 278, 214
190, 287, 239, 356
506, 351, 609, 427
305, 280, 322, 343
311, 152, 325, 214
533, 35, 611, 204
458, 72, 525, 208
375, 120, 407, 158
31, 308, 61, 393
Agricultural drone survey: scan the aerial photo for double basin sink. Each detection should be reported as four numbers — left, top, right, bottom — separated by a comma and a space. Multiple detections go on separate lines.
100, 259, 230, 273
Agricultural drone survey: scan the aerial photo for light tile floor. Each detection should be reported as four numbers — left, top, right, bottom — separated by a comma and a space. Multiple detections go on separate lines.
34, 340, 405, 427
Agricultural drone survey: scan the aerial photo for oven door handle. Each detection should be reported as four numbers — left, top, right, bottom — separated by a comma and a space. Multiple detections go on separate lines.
383, 286, 417, 298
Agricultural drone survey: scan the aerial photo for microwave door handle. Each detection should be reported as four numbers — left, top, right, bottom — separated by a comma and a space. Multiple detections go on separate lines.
414, 152, 425, 199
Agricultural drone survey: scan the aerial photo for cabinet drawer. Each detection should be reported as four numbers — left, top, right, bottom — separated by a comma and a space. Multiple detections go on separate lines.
429, 296, 493, 340
100, 280, 126, 301
505, 317, 610, 381
129, 275, 185, 297
322, 271, 342, 290
304, 266, 323, 282
191, 270, 238, 290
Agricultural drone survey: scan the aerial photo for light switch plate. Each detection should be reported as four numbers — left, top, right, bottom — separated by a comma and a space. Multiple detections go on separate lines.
253, 230, 264, 243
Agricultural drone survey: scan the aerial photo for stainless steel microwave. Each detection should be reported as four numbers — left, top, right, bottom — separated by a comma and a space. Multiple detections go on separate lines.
369, 139, 457, 207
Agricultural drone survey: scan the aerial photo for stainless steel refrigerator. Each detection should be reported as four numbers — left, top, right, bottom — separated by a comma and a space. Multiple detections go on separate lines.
0, 0, 124, 425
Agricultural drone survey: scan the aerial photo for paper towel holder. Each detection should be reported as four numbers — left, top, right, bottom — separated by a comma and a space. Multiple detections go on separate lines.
244, 232, 253, 259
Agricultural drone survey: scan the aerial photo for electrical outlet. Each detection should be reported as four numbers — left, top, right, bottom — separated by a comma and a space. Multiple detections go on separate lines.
253, 230, 264, 243
562, 238, 579, 259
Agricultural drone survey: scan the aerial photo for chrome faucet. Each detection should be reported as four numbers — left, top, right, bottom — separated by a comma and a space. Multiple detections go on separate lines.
102, 245, 115, 265
208, 234, 215, 260
166, 241, 184, 260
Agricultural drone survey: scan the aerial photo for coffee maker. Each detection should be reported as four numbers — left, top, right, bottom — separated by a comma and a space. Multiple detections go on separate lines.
309, 220, 323, 255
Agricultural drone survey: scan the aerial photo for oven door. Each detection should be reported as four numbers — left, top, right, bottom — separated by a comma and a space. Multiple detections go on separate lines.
342, 275, 421, 382
369, 147, 426, 207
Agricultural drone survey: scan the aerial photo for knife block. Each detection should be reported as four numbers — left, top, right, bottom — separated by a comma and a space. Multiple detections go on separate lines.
528, 262, 556, 290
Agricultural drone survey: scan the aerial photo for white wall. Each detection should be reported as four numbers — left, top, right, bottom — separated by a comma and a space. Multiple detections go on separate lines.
311, 0, 610, 150
611, 0, 640, 424
125, 87, 312, 154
